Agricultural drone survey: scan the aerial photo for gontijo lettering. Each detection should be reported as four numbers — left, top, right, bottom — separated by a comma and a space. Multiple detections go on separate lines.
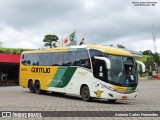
31, 67, 50, 73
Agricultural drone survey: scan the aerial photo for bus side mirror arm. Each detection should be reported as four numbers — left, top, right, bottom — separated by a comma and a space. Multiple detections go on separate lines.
94, 56, 111, 69
136, 60, 145, 72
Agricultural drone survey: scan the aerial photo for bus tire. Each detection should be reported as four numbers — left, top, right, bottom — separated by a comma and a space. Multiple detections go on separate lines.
34, 81, 42, 94
28, 80, 35, 93
108, 99, 117, 103
81, 86, 91, 102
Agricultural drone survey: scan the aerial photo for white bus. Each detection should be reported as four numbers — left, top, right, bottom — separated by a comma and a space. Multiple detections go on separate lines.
19, 44, 145, 102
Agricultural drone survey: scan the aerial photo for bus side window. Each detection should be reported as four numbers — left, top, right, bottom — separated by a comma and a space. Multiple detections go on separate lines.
89, 49, 103, 58
53, 52, 63, 66
50, 53, 55, 66
89, 49, 104, 69
40, 53, 52, 66
24, 54, 33, 66
21, 54, 27, 65
33, 53, 39, 65
39, 52, 63, 66
46, 53, 54, 66
75, 51, 91, 69
63, 52, 76, 66
39, 53, 45, 65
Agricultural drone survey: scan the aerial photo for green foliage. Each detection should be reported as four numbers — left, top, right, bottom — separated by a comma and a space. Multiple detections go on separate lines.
145, 56, 154, 70
0, 48, 30, 54
109, 44, 114, 47
142, 50, 153, 55
136, 50, 160, 77
43, 34, 59, 48
153, 52, 160, 66
136, 55, 150, 63
140, 50, 160, 66
136, 55, 154, 69
117, 44, 125, 49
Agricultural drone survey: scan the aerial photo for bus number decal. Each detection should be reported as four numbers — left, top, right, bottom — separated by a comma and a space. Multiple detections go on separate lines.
21, 68, 27, 71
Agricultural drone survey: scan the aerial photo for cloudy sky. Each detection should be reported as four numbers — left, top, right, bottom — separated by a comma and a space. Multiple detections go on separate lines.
0, 0, 160, 52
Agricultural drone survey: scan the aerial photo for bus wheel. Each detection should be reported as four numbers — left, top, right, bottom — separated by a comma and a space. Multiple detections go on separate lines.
34, 81, 42, 94
81, 86, 91, 102
28, 81, 35, 93
108, 99, 117, 103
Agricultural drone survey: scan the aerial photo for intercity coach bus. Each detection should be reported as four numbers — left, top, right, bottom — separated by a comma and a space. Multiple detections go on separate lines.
19, 44, 145, 102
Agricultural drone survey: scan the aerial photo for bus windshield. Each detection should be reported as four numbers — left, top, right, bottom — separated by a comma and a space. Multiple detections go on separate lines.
107, 54, 137, 86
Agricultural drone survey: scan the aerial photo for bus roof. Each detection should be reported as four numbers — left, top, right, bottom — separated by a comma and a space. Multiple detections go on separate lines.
22, 44, 132, 56
88, 44, 132, 56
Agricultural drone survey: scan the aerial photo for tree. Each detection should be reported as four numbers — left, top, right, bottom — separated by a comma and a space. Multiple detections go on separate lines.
153, 52, 160, 66
142, 50, 160, 66
142, 50, 153, 55
145, 56, 155, 70
117, 44, 125, 49
43, 34, 59, 48
109, 44, 114, 47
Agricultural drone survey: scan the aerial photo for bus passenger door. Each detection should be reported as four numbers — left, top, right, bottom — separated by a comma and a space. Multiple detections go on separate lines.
93, 60, 108, 96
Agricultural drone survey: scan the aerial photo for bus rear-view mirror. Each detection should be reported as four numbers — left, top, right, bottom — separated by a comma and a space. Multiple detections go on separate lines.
136, 60, 145, 72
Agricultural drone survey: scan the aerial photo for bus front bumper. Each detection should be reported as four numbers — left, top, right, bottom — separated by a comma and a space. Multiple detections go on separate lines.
105, 90, 138, 100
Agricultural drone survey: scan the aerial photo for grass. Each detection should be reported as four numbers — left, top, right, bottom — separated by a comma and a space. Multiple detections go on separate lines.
136, 55, 151, 62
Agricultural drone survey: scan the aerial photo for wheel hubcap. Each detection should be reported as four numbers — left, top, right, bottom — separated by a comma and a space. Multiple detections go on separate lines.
29, 83, 33, 90
36, 84, 40, 91
83, 90, 88, 98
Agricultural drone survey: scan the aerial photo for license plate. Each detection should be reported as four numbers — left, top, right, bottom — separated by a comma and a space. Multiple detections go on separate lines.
122, 96, 128, 100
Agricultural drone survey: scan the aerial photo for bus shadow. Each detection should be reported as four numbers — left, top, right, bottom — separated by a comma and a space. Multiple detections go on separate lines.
92, 99, 130, 105
24, 91, 129, 104
46, 92, 82, 101
25, 91, 82, 101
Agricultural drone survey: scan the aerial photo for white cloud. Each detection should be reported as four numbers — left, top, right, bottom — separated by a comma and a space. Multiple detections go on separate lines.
0, 0, 160, 52
0, 23, 43, 48
84, 0, 97, 11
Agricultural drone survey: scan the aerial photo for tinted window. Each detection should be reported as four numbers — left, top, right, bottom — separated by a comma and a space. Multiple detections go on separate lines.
93, 60, 107, 82
53, 52, 63, 66
21, 52, 63, 66
89, 49, 104, 69
26, 54, 34, 65
44, 53, 54, 66
39, 53, 45, 65
21, 54, 32, 65
21, 54, 27, 65
123, 57, 134, 65
39, 53, 56, 66
63, 52, 76, 66
75, 50, 91, 69
33, 54, 39, 65
89, 49, 103, 58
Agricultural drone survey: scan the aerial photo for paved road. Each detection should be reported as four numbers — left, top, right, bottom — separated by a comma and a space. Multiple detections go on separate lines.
0, 78, 160, 120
